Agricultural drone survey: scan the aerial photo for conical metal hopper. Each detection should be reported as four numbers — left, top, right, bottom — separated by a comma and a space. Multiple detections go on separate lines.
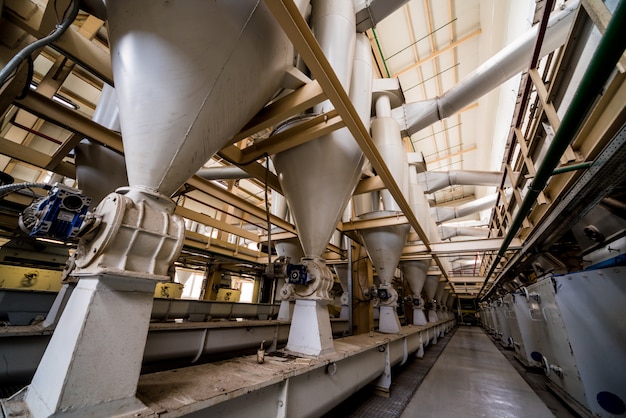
359, 211, 410, 285
272, 2, 370, 258
333, 263, 349, 294
424, 275, 440, 301
401, 260, 430, 297
107, 0, 307, 196
274, 237, 304, 262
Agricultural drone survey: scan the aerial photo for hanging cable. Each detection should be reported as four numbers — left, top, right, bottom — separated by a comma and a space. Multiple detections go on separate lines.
0, 182, 52, 199
264, 155, 272, 268
0, 0, 80, 88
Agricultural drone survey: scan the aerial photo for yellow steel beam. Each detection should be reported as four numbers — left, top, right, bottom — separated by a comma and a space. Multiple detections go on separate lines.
232, 80, 326, 142
238, 111, 344, 163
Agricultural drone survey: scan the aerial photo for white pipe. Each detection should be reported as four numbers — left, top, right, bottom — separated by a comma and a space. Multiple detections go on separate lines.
439, 226, 489, 240
372, 93, 409, 213
196, 167, 252, 181
432, 189, 512, 223
417, 170, 511, 194
408, 164, 441, 243
311, 0, 357, 115
354, 0, 412, 32
393, 0, 580, 136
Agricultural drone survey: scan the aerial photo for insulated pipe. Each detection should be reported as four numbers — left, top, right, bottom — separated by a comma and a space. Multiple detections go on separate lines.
417, 170, 510, 194
432, 190, 512, 223
480, 0, 626, 299
392, 0, 580, 136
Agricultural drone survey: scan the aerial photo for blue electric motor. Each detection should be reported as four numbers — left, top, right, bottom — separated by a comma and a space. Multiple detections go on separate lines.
21, 184, 91, 239
286, 263, 311, 286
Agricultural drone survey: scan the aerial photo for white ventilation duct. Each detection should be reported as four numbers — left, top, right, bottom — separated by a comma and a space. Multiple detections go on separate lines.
417, 170, 510, 194
392, 0, 580, 136
439, 226, 489, 240
431, 189, 512, 223
195, 167, 252, 181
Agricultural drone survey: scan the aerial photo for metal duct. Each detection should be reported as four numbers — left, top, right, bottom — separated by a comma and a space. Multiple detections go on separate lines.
392, 0, 580, 136
107, 0, 308, 196
195, 167, 252, 181
408, 163, 440, 242
372, 93, 409, 212
354, 0, 412, 32
439, 226, 489, 240
431, 190, 512, 223
417, 170, 509, 194
273, 5, 366, 257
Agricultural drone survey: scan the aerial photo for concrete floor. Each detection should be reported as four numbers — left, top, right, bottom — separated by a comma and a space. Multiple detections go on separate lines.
401, 327, 554, 418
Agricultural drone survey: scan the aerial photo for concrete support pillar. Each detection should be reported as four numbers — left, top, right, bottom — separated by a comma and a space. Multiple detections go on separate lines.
25, 274, 155, 417
286, 300, 334, 356
379, 305, 401, 334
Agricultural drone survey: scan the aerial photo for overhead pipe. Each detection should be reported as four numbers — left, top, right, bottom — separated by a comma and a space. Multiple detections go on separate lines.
354, 0, 412, 32
431, 189, 512, 223
408, 163, 441, 242
417, 170, 511, 194
196, 167, 253, 181
392, 0, 580, 136
439, 226, 489, 240
480, 0, 626, 299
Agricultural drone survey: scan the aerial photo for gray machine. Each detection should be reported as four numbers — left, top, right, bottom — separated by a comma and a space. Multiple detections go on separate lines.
525, 267, 626, 417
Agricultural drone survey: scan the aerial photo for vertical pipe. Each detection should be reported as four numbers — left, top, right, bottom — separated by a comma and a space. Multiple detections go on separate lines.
346, 234, 353, 336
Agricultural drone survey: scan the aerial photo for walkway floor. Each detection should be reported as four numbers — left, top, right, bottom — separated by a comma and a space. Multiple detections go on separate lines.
400, 326, 554, 418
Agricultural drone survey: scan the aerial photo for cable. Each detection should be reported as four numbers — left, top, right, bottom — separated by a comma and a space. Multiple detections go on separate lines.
0, 0, 80, 88
0, 182, 52, 199
264, 155, 272, 268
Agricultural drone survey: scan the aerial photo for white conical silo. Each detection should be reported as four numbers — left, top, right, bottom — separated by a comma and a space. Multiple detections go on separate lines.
26, 1, 311, 415
401, 260, 430, 325
272, 1, 372, 356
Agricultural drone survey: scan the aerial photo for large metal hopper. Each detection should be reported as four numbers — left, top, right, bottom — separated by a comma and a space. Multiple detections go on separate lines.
107, 0, 307, 195
359, 212, 410, 286
273, 1, 368, 258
